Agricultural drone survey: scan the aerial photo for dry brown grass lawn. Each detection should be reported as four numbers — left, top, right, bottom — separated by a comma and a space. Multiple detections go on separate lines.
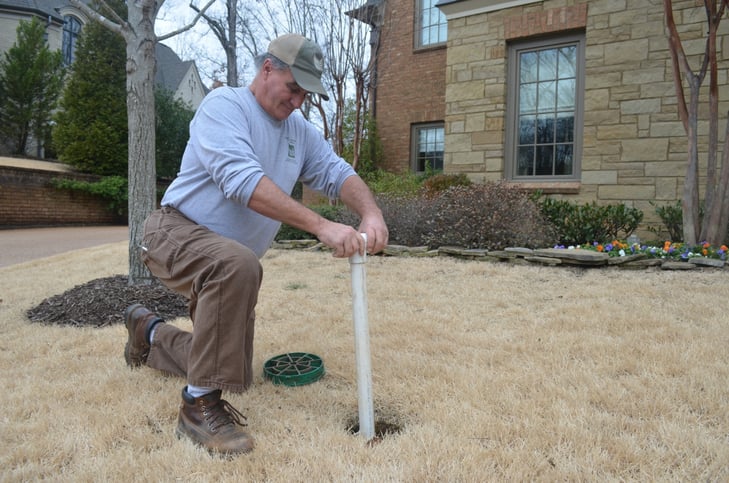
1, 241, 728, 481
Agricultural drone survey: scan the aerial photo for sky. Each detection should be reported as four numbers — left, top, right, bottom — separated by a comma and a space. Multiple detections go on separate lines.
155, 0, 228, 86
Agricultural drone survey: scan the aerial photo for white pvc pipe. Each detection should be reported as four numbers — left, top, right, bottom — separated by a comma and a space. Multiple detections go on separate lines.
349, 233, 375, 440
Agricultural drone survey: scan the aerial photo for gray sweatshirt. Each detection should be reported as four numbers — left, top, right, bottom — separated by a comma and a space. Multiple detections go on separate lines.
161, 86, 356, 258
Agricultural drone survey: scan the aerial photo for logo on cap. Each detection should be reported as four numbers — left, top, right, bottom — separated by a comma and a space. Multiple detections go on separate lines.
313, 52, 323, 71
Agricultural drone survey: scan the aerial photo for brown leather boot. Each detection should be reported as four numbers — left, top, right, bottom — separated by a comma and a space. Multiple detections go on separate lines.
176, 387, 255, 454
124, 304, 163, 367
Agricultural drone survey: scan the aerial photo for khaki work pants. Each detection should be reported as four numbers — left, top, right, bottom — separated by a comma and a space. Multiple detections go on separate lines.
141, 207, 262, 393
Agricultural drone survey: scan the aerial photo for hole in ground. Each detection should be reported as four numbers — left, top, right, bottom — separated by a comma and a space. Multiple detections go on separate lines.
345, 413, 404, 440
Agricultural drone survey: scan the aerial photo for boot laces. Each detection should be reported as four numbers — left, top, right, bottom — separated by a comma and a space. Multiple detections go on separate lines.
203, 398, 248, 432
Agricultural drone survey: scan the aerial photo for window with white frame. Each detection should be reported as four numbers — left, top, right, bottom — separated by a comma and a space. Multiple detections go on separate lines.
412, 123, 444, 174
62, 15, 82, 65
505, 33, 585, 181
416, 0, 447, 48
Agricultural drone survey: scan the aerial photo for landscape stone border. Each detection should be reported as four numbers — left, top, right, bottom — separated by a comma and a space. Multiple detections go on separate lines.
271, 240, 728, 271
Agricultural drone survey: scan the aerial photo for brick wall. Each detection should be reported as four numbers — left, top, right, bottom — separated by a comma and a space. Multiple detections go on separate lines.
374, 0, 447, 173
0, 166, 125, 227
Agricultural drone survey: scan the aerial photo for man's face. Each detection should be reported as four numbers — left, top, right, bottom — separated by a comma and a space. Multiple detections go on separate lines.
260, 60, 309, 121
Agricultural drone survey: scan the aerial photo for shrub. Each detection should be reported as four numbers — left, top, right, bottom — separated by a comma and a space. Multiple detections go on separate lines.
286, 182, 556, 250
52, 175, 128, 215
647, 200, 729, 243
373, 193, 432, 247
648, 201, 683, 242
535, 197, 643, 245
421, 173, 472, 198
364, 169, 426, 196
364, 182, 556, 249
420, 182, 557, 249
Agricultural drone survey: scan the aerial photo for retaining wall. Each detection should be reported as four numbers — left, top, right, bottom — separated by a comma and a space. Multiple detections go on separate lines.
0, 161, 125, 228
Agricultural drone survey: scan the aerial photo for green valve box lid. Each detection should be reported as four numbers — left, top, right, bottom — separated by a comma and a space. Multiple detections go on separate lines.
263, 352, 325, 386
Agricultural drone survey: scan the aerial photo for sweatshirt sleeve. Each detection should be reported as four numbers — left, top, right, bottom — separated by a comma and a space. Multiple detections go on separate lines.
297, 121, 357, 199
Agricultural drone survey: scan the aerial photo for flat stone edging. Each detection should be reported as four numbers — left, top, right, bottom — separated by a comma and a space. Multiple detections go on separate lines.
271, 240, 728, 271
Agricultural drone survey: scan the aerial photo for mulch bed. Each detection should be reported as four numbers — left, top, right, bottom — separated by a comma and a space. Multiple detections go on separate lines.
26, 275, 189, 328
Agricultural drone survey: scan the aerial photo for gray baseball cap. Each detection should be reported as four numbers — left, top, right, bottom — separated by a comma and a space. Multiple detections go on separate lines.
267, 34, 329, 101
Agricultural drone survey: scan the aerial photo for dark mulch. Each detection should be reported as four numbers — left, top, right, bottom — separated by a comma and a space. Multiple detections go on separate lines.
26, 275, 189, 328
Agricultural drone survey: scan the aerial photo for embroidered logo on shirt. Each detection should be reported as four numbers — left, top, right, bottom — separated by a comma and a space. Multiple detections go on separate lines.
288, 140, 295, 159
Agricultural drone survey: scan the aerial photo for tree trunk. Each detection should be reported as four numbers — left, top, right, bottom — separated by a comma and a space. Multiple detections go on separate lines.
125, 2, 157, 285
704, 115, 729, 245
226, 0, 239, 87
351, 77, 364, 172
701, 5, 719, 242
682, 86, 701, 245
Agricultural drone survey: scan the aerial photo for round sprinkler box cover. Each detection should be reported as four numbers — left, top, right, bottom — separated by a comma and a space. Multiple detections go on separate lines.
263, 352, 325, 386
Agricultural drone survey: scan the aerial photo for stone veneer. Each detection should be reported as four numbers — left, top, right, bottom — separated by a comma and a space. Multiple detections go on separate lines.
443, 0, 727, 239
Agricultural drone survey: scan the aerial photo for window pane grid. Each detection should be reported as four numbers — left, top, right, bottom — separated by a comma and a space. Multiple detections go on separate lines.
418, 0, 447, 47
414, 125, 444, 173
515, 43, 578, 178
62, 16, 82, 65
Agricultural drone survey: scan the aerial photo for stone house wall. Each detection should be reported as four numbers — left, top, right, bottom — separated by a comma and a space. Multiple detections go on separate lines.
443, 0, 729, 232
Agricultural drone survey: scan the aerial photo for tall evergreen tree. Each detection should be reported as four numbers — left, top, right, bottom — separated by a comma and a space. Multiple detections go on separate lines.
53, 5, 127, 176
155, 88, 194, 180
0, 17, 65, 156
67, 0, 215, 284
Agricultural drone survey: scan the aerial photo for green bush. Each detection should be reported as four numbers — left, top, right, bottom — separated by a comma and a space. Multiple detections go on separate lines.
52, 175, 128, 216
363, 169, 425, 196
535, 196, 643, 245
648, 201, 683, 241
647, 200, 729, 243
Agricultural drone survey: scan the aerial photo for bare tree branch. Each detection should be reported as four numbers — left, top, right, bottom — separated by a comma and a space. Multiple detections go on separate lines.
188, 0, 240, 86
157, 0, 217, 42
69, 0, 124, 36
97, 0, 130, 26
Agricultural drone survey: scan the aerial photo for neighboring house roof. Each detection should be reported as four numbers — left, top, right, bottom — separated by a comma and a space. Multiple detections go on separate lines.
155, 43, 192, 93
347, 0, 384, 25
1, 1, 208, 108
0, 0, 64, 21
155, 42, 209, 108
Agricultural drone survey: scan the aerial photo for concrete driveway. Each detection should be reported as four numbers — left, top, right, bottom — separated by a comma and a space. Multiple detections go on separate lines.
0, 226, 128, 268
